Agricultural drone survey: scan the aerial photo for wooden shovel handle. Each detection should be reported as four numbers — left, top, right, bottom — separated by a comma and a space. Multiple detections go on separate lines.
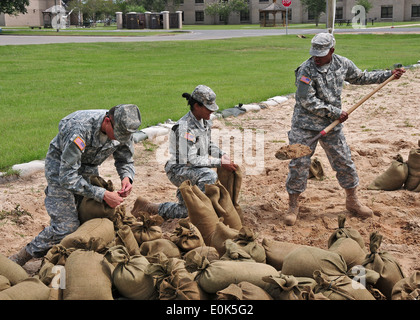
320, 73, 396, 137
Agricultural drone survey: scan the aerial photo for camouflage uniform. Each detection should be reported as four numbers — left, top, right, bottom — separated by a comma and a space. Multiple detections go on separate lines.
158, 86, 225, 219
26, 105, 141, 258
286, 47, 392, 194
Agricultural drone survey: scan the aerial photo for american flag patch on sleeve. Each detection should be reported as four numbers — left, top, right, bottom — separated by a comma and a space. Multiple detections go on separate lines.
300, 75, 311, 84
184, 132, 195, 142
73, 136, 86, 151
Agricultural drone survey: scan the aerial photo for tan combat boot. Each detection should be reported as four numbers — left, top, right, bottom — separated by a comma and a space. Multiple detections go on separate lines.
9, 246, 33, 266
345, 187, 373, 219
131, 196, 160, 217
284, 193, 300, 226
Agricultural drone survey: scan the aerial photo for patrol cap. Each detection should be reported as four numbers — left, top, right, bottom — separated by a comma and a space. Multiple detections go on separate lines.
310, 33, 336, 57
112, 104, 141, 143
191, 85, 219, 112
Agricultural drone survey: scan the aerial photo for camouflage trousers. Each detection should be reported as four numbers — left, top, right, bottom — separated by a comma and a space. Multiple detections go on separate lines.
26, 184, 82, 258
286, 126, 359, 194
158, 164, 218, 219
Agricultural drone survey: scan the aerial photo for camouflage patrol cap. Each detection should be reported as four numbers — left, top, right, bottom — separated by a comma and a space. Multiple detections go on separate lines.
191, 85, 219, 112
113, 104, 141, 143
310, 33, 336, 57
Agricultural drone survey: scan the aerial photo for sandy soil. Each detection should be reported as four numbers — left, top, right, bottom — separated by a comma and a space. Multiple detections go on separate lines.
1, 68, 419, 278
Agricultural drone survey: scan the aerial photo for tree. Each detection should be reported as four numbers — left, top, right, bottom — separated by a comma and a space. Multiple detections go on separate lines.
0, 0, 29, 15
356, 0, 373, 14
300, 0, 326, 27
205, 0, 248, 25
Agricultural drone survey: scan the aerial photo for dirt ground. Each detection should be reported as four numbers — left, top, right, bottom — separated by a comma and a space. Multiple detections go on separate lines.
1, 68, 419, 278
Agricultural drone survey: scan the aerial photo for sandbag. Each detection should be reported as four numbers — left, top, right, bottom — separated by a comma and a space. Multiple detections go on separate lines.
0, 277, 51, 300
216, 281, 273, 300
60, 218, 115, 252
405, 148, 420, 191
184, 246, 219, 263
308, 157, 325, 180
282, 246, 347, 278
112, 204, 137, 229
210, 219, 240, 256
313, 270, 375, 300
0, 275, 11, 292
105, 245, 156, 300
63, 249, 113, 300
361, 232, 405, 299
205, 181, 242, 230
38, 245, 75, 286
78, 175, 116, 223
391, 271, 420, 300
170, 218, 204, 252
262, 238, 302, 270
179, 180, 219, 245
232, 227, 266, 263
130, 213, 164, 245
114, 225, 140, 256
263, 273, 322, 300
220, 239, 255, 261
217, 166, 243, 223
328, 237, 366, 270
140, 239, 181, 259
368, 155, 408, 191
188, 252, 278, 294
0, 253, 28, 285
327, 214, 366, 251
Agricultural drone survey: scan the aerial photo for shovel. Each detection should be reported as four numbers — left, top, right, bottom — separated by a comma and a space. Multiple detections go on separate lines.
275, 73, 396, 160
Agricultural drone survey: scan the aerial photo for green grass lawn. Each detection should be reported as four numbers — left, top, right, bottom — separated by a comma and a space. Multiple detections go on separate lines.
0, 33, 419, 170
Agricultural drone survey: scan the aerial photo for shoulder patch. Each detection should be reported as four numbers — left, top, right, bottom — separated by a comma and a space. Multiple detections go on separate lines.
184, 132, 195, 142
300, 75, 311, 85
73, 136, 86, 151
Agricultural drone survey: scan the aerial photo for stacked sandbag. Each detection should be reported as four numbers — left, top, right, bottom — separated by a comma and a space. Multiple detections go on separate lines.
361, 232, 405, 300
104, 245, 157, 300
327, 214, 366, 251
210, 219, 240, 256
140, 238, 181, 260
130, 213, 164, 245
38, 244, 74, 286
78, 175, 116, 223
217, 166, 244, 223
263, 273, 323, 300
63, 249, 114, 300
0, 253, 29, 285
262, 238, 302, 270
220, 239, 255, 261
0, 277, 51, 300
405, 148, 420, 191
170, 218, 204, 252
230, 227, 266, 263
216, 281, 273, 300
391, 271, 420, 300
368, 154, 408, 191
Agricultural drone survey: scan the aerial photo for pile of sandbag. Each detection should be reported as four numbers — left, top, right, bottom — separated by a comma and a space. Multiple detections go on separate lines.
368, 147, 420, 191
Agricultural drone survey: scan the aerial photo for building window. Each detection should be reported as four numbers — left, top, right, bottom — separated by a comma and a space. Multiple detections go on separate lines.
381, 6, 393, 19
308, 10, 315, 21
195, 11, 204, 22
336, 7, 343, 20
240, 10, 250, 22
195, 0, 204, 4
412, 5, 420, 18
259, 0, 269, 2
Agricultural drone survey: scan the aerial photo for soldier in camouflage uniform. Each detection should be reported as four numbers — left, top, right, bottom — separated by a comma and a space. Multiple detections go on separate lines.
133, 85, 237, 219
9, 104, 142, 265
285, 33, 405, 226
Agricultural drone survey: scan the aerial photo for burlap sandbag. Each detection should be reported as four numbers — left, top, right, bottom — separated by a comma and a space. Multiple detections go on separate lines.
232, 227, 266, 263
139, 239, 181, 259
63, 249, 113, 300
217, 166, 243, 223
205, 181, 242, 230
114, 225, 140, 256
0, 277, 51, 300
405, 148, 420, 191
308, 157, 326, 180
391, 271, 420, 300
263, 273, 322, 300
170, 218, 204, 252
0, 253, 28, 285
210, 219, 240, 256
282, 246, 347, 278
220, 239, 255, 261
104, 245, 157, 300
112, 204, 137, 229
0, 275, 11, 292
262, 238, 302, 270
78, 175, 116, 223
216, 281, 273, 300
368, 154, 408, 191
130, 213, 163, 245
362, 232, 405, 299
313, 270, 375, 300
179, 180, 219, 245
60, 218, 115, 252
38, 245, 75, 286
184, 246, 220, 263
188, 251, 278, 294
328, 237, 366, 270
327, 213, 366, 252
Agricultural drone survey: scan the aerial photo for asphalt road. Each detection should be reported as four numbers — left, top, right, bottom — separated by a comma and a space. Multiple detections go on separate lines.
0, 26, 419, 46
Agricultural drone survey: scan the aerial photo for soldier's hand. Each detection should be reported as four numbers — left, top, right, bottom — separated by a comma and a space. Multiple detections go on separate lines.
339, 111, 348, 123
221, 154, 238, 172
104, 190, 124, 208
118, 177, 132, 198
392, 68, 405, 79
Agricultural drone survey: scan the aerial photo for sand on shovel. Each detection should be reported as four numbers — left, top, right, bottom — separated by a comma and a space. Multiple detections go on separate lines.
275, 144, 312, 160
